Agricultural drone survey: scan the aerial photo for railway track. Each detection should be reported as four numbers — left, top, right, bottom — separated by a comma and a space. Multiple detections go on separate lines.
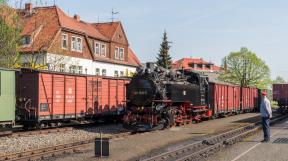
0, 138, 93, 161
0, 127, 74, 138
0, 130, 132, 161
142, 115, 287, 161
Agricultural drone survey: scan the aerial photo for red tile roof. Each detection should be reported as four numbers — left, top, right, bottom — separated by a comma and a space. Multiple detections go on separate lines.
172, 58, 222, 71
128, 48, 141, 66
55, 7, 108, 41
19, 6, 60, 52
92, 22, 120, 40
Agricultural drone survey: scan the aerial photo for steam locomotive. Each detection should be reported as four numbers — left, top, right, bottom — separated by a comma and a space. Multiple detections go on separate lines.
123, 63, 213, 131
123, 63, 259, 132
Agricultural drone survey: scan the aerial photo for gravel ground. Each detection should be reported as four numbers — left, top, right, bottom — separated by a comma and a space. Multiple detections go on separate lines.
50, 113, 262, 161
0, 124, 124, 155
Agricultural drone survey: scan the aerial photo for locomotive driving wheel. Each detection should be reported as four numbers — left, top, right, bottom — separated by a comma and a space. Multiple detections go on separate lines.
163, 108, 176, 128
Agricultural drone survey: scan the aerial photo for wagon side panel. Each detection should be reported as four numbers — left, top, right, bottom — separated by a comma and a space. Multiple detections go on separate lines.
38, 73, 53, 120
0, 70, 16, 124
76, 76, 87, 117
52, 74, 65, 119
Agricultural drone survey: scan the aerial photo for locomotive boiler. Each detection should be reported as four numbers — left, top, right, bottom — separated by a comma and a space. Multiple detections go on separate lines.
123, 63, 212, 131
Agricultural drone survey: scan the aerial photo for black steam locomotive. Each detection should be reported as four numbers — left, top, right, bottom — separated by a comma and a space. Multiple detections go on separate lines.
123, 63, 212, 131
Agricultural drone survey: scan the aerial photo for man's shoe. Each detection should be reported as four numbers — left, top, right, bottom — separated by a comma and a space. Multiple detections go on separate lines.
261, 139, 269, 143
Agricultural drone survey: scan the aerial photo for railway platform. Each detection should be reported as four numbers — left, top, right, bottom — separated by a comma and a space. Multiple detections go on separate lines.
51, 113, 264, 161
206, 117, 288, 161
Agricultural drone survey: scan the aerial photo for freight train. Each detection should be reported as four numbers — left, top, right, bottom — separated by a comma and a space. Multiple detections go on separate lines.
0, 68, 129, 129
123, 64, 260, 132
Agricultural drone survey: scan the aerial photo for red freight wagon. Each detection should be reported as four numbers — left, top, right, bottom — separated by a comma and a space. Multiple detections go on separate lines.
16, 69, 130, 128
242, 87, 258, 111
209, 83, 241, 115
273, 84, 288, 107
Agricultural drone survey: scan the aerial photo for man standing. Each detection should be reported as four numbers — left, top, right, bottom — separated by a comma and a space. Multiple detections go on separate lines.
260, 91, 272, 142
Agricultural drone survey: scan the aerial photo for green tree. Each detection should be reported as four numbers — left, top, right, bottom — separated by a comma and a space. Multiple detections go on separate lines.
0, 2, 21, 68
219, 47, 271, 89
156, 30, 172, 69
273, 76, 286, 84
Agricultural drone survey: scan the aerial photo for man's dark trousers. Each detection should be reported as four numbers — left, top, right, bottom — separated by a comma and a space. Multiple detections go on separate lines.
262, 117, 270, 141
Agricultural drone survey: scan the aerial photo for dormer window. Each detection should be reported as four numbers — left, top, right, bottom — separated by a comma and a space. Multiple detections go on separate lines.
101, 44, 106, 56
119, 48, 124, 60
115, 47, 119, 59
94, 42, 100, 55
115, 47, 124, 61
22, 36, 31, 45
71, 36, 82, 52
61, 34, 68, 49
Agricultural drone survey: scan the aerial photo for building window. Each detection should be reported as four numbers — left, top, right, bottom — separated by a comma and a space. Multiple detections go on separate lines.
102, 69, 106, 76
59, 64, 66, 72
22, 36, 31, 45
61, 34, 68, 49
46, 63, 51, 70
101, 44, 106, 56
120, 71, 124, 77
119, 48, 124, 60
95, 68, 100, 75
71, 36, 82, 52
94, 42, 100, 55
69, 65, 77, 73
76, 37, 82, 52
72, 37, 76, 51
77, 66, 83, 74
114, 47, 119, 59
114, 70, 119, 77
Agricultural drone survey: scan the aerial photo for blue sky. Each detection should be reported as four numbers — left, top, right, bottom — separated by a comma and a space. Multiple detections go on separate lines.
10, 0, 288, 79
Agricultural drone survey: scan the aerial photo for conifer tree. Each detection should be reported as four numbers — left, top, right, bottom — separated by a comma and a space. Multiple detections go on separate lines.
156, 31, 172, 69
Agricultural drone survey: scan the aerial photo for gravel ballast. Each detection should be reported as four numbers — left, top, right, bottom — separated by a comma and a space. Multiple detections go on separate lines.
0, 124, 124, 154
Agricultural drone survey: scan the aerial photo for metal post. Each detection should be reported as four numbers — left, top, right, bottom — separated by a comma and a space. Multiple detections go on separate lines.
95, 131, 110, 158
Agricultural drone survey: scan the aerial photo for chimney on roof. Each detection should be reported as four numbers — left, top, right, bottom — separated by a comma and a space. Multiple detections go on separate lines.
74, 14, 80, 22
25, 3, 33, 14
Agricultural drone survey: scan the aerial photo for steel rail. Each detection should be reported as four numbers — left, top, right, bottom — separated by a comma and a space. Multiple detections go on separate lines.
142, 115, 287, 161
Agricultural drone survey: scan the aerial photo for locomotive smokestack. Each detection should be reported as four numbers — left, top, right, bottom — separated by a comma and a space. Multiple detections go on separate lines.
146, 62, 155, 70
